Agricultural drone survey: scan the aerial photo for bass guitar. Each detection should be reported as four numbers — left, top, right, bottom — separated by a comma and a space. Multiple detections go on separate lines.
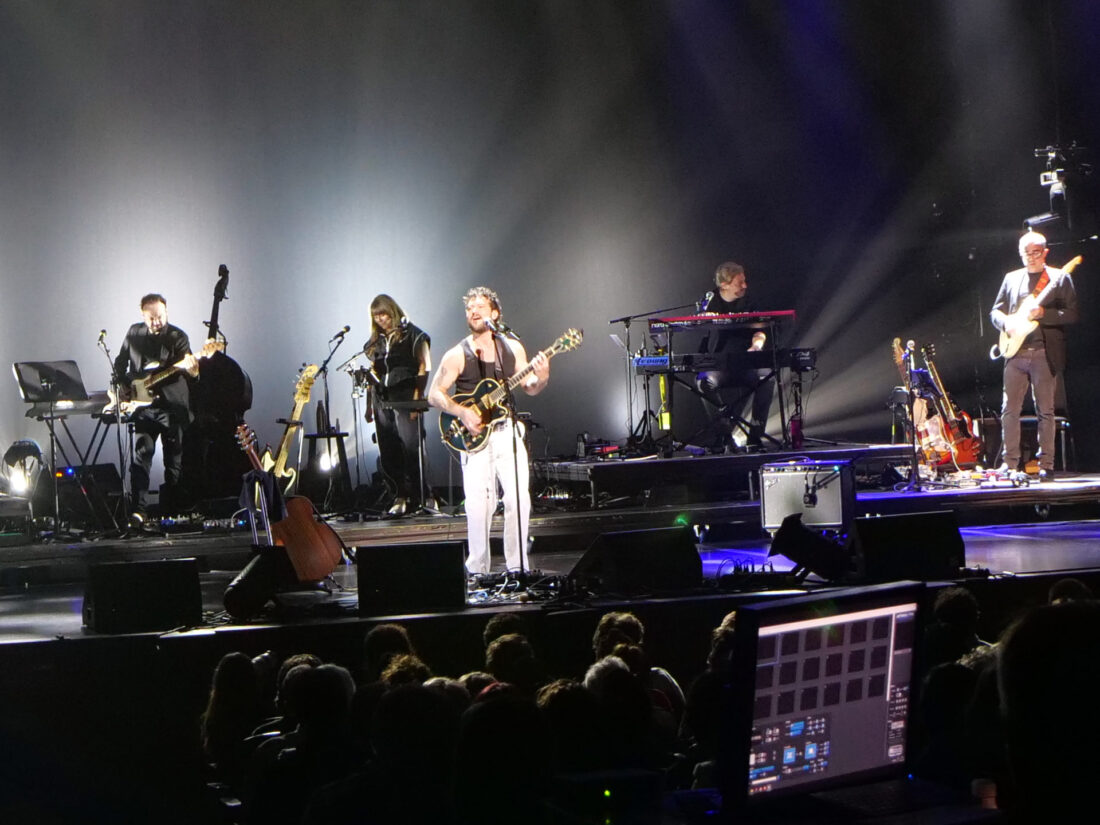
440, 328, 583, 454
921, 344, 983, 468
109, 339, 223, 413
259, 365, 320, 493
990, 255, 1082, 359
236, 424, 343, 583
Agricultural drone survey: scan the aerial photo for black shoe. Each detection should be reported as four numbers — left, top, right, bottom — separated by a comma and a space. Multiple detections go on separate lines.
1038, 468, 1056, 482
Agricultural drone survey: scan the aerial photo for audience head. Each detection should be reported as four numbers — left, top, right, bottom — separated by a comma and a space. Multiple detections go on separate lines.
423, 676, 471, 715
706, 610, 738, 673
274, 653, 322, 712
362, 623, 415, 683
482, 612, 529, 649
1048, 576, 1093, 605
380, 653, 432, 688
292, 663, 356, 736
458, 670, 497, 699
932, 587, 981, 633
485, 632, 541, 692
592, 611, 645, 659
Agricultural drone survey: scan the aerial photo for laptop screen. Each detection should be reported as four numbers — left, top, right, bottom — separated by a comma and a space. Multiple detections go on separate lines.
719, 582, 923, 810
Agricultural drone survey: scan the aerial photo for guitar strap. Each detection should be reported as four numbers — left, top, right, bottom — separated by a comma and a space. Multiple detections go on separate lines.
1029, 267, 1050, 298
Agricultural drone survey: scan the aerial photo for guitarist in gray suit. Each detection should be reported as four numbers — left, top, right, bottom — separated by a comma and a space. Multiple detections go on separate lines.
990, 231, 1078, 480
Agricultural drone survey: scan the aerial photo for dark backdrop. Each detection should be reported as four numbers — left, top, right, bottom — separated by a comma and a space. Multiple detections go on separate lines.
2, 0, 1098, 493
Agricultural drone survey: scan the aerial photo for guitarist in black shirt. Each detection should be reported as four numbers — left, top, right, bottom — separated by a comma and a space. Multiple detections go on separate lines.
113, 293, 199, 521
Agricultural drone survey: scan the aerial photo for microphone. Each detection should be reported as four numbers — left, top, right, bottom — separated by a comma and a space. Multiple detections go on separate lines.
400, 316, 409, 330
329, 325, 350, 343
486, 319, 518, 339
98, 329, 107, 343
699, 291, 714, 312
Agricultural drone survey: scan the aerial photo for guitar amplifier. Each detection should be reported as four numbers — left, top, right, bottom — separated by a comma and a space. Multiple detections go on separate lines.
760, 460, 855, 534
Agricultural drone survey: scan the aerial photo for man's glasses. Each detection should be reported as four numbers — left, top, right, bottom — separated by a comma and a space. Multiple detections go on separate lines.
1021, 248, 1045, 259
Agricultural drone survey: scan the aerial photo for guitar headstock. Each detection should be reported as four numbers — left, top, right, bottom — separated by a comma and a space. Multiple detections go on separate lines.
235, 423, 257, 454
296, 365, 320, 402
198, 339, 226, 358
921, 342, 936, 359
551, 328, 584, 355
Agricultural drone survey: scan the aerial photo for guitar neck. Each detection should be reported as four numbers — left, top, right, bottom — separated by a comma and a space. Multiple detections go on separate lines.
484, 345, 557, 408
272, 400, 308, 475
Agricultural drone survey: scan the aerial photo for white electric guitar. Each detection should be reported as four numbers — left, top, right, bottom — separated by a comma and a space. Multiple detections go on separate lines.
990, 256, 1081, 360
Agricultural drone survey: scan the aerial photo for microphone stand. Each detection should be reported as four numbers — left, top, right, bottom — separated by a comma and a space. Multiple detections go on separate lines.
902, 347, 925, 492
97, 335, 132, 530
608, 301, 695, 453
491, 328, 528, 580
318, 333, 349, 512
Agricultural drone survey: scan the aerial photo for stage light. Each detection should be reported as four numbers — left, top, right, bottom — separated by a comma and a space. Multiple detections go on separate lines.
3, 440, 43, 499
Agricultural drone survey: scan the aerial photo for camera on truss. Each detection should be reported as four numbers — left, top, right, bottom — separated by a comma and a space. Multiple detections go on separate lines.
1025, 143, 1098, 239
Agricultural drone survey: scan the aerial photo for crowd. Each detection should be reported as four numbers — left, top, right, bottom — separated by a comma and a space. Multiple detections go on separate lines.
198, 580, 1100, 824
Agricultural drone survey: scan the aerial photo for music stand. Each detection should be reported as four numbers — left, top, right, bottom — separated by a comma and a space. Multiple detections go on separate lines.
12, 360, 92, 533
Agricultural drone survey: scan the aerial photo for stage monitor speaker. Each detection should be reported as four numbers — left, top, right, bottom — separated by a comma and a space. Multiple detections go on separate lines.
570, 526, 701, 595
356, 541, 467, 617
83, 558, 202, 634
223, 546, 298, 621
848, 511, 965, 583
760, 460, 854, 534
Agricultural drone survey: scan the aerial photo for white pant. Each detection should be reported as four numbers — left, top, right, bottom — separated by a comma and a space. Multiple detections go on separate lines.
461, 420, 530, 574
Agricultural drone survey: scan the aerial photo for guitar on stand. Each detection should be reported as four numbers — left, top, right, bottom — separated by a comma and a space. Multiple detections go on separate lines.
439, 328, 583, 454
921, 344, 983, 468
258, 365, 320, 494
891, 337, 953, 469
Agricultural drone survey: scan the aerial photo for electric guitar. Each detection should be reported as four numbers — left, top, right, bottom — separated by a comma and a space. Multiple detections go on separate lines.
236, 423, 343, 583
891, 338, 952, 466
259, 365, 320, 493
439, 328, 583, 454
991, 255, 1082, 360
109, 338, 223, 413
921, 344, 983, 468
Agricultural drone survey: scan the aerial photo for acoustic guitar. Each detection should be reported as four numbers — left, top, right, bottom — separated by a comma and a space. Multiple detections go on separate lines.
991, 255, 1082, 360
236, 423, 343, 583
439, 328, 583, 454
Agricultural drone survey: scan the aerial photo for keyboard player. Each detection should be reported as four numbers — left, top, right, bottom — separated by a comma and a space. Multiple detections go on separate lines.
695, 261, 775, 450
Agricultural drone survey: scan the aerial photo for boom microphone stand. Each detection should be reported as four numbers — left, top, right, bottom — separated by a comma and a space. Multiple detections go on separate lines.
901, 341, 926, 492
609, 301, 695, 453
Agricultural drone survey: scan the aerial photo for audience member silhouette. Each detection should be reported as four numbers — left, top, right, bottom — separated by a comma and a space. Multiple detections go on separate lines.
244, 664, 360, 825
485, 632, 545, 695
997, 600, 1100, 821
535, 678, 606, 774
453, 691, 551, 825
457, 670, 496, 699
199, 651, 264, 786
1047, 575, 1093, 604
909, 662, 978, 789
251, 652, 322, 736
361, 622, 417, 684
584, 655, 665, 771
923, 586, 990, 668
303, 684, 461, 825
681, 610, 737, 788
380, 653, 433, 688
482, 612, 529, 649
592, 610, 685, 723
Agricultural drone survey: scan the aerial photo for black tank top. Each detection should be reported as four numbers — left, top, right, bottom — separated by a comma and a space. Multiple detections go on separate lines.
457, 338, 517, 395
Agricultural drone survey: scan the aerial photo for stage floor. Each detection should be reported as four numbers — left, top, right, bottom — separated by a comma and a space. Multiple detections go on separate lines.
3, 515, 1100, 645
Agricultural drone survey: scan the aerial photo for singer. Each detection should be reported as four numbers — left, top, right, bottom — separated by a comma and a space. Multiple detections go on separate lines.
694, 261, 775, 452
428, 286, 549, 574
362, 294, 433, 516
112, 293, 199, 523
